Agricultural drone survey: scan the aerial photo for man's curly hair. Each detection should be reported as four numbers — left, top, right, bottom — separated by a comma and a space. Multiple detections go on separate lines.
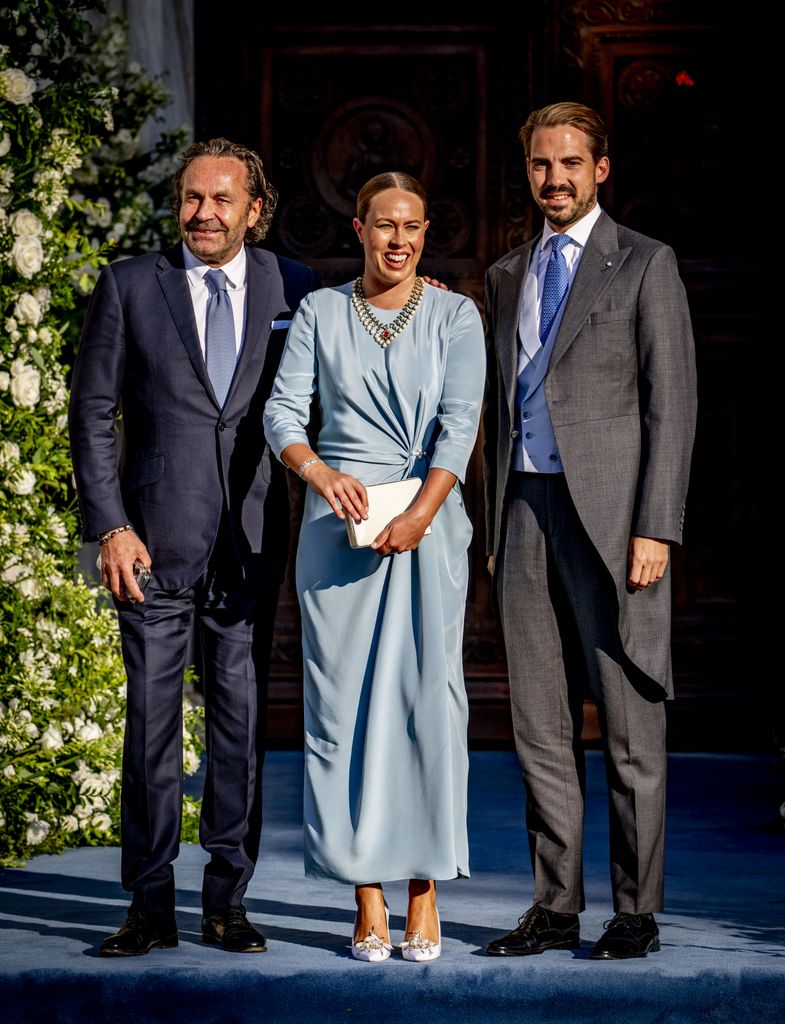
171, 138, 278, 245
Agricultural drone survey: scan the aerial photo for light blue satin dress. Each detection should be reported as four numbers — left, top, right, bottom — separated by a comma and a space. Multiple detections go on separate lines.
263, 282, 485, 883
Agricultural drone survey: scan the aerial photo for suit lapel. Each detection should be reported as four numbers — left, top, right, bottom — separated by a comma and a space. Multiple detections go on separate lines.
223, 248, 280, 413
497, 239, 538, 416
549, 212, 632, 370
155, 245, 219, 407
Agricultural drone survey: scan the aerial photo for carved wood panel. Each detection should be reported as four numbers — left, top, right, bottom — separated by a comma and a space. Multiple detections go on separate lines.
194, 5, 772, 749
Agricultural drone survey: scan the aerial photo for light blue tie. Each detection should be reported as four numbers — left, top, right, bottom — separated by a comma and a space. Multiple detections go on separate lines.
204, 268, 236, 406
539, 234, 573, 343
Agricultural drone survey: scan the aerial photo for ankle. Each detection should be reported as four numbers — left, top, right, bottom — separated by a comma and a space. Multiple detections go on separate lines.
407, 879, 436, 901
355, 883, 384, 908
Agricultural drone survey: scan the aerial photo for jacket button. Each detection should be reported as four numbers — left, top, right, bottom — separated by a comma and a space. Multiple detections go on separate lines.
510, 429, 519, 439
218, 422, 226, 431
523, 411, 532, 420
549, 454, 558, 462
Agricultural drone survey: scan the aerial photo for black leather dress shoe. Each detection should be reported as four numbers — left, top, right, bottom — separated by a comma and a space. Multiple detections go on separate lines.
100, 909, 178, 957
202, 907, 267, 952
486, 905, 580, 956
589, 912, 660, 960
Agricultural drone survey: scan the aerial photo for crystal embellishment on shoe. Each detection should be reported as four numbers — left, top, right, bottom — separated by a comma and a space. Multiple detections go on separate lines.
351, 906, 392, 962
401, 908, 441, 962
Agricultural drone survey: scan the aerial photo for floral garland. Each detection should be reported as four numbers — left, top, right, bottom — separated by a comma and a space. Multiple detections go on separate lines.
0, 1, 202, 866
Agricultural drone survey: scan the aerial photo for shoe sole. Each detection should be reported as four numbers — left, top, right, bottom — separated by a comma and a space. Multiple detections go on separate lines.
100, 936, 178, 957
202, 934, 267, 953
486, 938, 581, 957
589, 938, 661, 960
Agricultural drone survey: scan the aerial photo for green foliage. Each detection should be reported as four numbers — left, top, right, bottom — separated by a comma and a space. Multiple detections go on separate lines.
0, 1, 201, 867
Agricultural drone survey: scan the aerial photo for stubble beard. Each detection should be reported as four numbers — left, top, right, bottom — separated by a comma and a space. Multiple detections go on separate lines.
538, 186, 597, 229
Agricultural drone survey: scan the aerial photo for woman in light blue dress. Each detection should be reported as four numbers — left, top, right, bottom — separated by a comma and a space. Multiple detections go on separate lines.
263, 172, 484, 962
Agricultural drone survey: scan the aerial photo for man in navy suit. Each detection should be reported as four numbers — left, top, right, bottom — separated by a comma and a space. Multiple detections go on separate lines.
69, 139, 315, 956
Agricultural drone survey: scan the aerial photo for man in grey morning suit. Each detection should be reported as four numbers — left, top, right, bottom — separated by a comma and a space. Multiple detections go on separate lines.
483, 103, 697, 960
69, 140, 315, 956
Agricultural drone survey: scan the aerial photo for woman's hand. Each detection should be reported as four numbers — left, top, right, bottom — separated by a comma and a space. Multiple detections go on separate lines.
371, 507, 431, 555
303, 460, 368, 523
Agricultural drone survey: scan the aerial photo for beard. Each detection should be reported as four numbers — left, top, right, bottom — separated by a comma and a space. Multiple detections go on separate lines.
536, 184, 597, 228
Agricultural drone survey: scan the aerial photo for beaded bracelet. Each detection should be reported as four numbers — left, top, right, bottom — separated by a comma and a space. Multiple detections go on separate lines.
297, 456, 322, 479
97, 524, 135, 546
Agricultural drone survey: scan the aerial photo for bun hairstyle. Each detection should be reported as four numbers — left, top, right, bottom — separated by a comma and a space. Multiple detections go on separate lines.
356, 172, 428, 222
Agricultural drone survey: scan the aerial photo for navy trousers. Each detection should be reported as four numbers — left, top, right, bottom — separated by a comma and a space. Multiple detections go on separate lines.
115, 522, 278, 917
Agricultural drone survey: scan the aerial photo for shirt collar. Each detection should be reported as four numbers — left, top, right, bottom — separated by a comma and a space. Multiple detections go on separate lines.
539, 203, 603, 256
182, 241, 247, 289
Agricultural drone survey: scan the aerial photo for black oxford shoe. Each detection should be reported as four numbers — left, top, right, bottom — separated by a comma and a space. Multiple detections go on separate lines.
486, 904, 580, 956
100, 909, 178, 957
589, 912, 661, 960
202, 907, 267, 952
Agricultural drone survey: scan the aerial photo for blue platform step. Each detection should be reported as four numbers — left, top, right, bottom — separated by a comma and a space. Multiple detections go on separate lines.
1, 751, 784, 1023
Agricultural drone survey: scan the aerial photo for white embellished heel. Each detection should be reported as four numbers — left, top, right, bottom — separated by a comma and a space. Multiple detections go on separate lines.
401, 907, 441, 962
351, 904, 392, 962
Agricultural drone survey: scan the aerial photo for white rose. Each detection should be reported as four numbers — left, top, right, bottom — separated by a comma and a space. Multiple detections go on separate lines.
25, 817, 50, 844
0, 440, 19, 465
8, 468, 36, 495
3, 764, 15, 778
0, 371, 9, 391
0, 132, 10, 157
62, 815, 79, 833
10, 235, 43, 278
14, 292, 42, 325
18, 575, 45, 599
40, 723, 64, 751
0, 562, 24, 585
9, 361, 40, 408
9, 209, 43, 236
92, 813, 112, 833
76, 721, 103, 742
0, 68, 36, 106
74, 802, 92, 820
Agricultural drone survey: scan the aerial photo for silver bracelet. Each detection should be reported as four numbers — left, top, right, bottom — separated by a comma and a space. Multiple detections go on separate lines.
297, 456, 322, 479
97, 524, 134, 546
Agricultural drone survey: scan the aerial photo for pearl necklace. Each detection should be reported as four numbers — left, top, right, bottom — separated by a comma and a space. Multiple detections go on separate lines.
351, 275, 424, 348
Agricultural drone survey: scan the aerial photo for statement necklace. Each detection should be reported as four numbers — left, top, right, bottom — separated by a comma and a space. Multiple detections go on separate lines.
351, 275, 424, 348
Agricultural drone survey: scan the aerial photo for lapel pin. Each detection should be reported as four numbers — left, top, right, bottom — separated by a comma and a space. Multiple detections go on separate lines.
605, 260, 613, 267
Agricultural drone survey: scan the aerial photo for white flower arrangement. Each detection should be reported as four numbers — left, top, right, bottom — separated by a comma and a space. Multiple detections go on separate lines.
0, 2, 202, 867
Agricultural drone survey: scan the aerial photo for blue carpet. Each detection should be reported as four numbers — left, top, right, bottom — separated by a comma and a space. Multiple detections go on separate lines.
1, 751, 783, 1023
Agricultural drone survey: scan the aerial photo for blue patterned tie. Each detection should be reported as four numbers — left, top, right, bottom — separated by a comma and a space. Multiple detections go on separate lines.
539, 234, 573, 343
204, 268, 236, 406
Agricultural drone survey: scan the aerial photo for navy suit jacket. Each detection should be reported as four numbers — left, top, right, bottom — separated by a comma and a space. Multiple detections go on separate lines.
69, 243, 316, 591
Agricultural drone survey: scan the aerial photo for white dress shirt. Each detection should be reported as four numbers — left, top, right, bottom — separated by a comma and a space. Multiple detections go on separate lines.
512, 203, 603, 473
534, 202, 602, 324
183, 242, 248, 356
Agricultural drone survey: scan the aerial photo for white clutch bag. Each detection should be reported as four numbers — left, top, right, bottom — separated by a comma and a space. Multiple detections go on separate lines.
345, 478, 431, 549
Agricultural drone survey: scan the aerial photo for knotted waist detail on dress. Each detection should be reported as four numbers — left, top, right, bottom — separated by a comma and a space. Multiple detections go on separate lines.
316, 443, 430, 473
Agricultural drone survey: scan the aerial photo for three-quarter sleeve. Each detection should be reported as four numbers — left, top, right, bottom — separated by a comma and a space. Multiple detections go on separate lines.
429, 297, 486, 483
263, 293, 318, 461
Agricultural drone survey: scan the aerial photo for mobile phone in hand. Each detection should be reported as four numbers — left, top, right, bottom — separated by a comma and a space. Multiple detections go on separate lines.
128, 560, 151, 603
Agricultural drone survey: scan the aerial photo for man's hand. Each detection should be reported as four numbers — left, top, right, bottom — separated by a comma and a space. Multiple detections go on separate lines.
422, 276, 449, 291
100, 530, 152, 602
627, 536, 669, 590
487, 555, 495, 575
